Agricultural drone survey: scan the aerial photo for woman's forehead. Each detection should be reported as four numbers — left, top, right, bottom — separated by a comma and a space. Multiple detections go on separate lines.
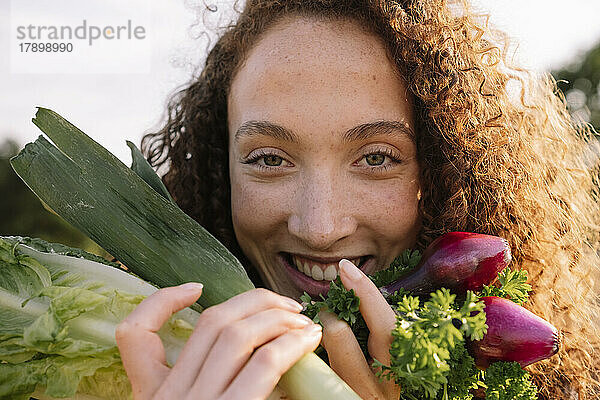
234, 16, 392, 82
228, 16, 413, 138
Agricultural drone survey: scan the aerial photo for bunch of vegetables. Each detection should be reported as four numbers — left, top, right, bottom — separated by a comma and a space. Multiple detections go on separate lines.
1, 108, 360, 400
301, 232, 560, 399
0, 108, 559, 399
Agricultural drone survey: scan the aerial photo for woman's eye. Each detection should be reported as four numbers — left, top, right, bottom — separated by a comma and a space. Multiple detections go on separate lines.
263, 155, 283, 166
365, 154, 385, 166
356, 149, 403, 173
241, 151, 291, 171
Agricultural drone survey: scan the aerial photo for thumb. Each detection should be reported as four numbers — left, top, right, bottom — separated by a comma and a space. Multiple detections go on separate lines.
318, 310, 383, 399
115, 282, 203, 398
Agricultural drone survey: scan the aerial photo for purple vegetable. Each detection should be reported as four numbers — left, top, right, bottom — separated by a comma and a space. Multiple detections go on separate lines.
380, 232, 511, 297
469, 296, 560, 368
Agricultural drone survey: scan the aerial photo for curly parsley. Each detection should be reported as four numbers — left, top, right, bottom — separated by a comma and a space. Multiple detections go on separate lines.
484, 362, 538, 400
481, 268, 532, 305
301, 278, 370, 357
376, 290, 487, 398
369, 249, 422, 287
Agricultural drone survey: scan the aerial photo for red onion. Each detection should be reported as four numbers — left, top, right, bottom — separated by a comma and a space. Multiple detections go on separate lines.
469, 296, 560, 368
380, 232, 511, 297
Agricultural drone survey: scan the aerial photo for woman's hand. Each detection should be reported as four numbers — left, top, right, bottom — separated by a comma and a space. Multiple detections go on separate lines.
319, 259, 401, 400
116, 284, 322, 400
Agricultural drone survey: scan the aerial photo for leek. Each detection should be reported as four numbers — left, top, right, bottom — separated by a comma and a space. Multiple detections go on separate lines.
6, 108, 361, 400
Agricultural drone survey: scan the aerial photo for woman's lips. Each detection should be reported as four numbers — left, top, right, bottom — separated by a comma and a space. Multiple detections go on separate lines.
278, 253, 375, 297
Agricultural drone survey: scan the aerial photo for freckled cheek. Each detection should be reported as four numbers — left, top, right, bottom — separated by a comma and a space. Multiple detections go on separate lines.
230, 180, 292, 242
355, 181, 421, 244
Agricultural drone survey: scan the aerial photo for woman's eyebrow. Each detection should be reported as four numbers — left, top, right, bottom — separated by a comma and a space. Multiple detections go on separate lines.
233, 120, 415, 143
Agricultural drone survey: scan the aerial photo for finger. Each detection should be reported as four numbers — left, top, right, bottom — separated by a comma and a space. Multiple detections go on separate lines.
318, 310, 384, 399
222, 323, 322, 400
338, 258, 396, 364
164, 288, 302, 391
191, 309, 313, 397
115, 282, 203, 399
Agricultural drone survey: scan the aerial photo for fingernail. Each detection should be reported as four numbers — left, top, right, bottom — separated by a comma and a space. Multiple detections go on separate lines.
339, 259, 362, 281
304, 323, 323, 336
283, 297, 304, 312
180, 282, 203, 291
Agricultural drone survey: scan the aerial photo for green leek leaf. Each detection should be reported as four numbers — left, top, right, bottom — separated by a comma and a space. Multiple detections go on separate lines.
11, 108, 254, 308
126, 140, 174, 204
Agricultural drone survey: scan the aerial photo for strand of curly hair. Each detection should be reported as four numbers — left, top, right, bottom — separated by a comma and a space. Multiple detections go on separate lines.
141, 0, 600, 397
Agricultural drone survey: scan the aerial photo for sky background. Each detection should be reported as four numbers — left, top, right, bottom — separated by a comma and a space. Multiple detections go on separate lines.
2, 0, 600, 165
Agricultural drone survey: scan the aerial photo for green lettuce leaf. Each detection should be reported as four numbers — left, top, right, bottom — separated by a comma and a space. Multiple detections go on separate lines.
0, 236, 199, 399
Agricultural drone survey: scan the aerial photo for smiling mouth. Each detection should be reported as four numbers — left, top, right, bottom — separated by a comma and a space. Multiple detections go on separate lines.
282, 253, 369, 282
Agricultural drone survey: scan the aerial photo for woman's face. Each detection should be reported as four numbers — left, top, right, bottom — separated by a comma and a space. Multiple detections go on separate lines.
227, 16, 421, 300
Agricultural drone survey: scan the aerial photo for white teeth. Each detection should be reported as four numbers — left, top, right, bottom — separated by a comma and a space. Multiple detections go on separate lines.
311, 265, 324, 281
303, 262, 311, 276
323, 265, 337, 280
291, 255, 360, 282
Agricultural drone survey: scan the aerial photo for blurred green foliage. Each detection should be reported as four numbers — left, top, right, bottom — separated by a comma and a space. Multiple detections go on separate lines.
0, 139, 109, 257
552, 41, 600, 133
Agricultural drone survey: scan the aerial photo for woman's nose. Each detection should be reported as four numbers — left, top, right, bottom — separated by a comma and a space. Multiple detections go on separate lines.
287, 177, 357, 250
